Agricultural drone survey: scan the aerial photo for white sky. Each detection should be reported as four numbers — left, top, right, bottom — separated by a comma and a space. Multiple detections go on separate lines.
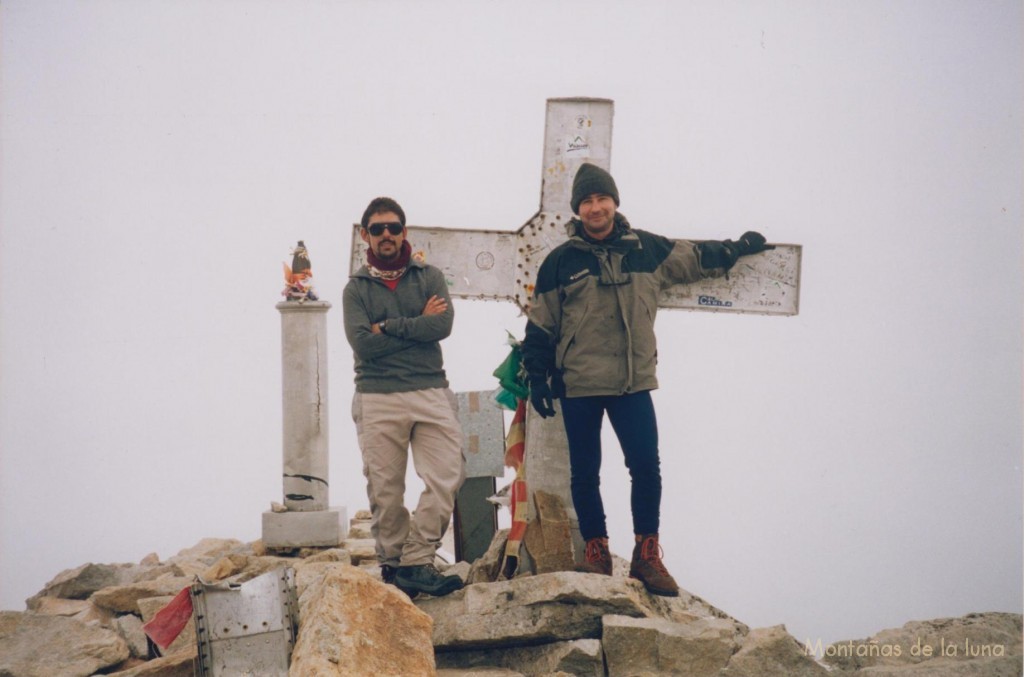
1, 0, 1021, 647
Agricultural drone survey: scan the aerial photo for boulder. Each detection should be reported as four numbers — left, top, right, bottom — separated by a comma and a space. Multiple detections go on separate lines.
89, 576, 194, 614
200, 553, 249, 581
822, 612, 1023, 673
852, 657, 1024, 676
169, 537, 246, 562
341, 537, 378, 565
522, 491, 576, 574
26, 562, 129, 608
435, 638, 603, 676
436, 670, 524, 677
31, 596, 91, 617
466, 529, 509, 585
289, 563, 435, 676
721, 624, 830, 676
298, 547, 351, 565
71, 600, 118, 628
348, 513, 373, 540
105, 648, 196, 676
116, 613, 151, 658
417, 570, 738, 651
0, 610, 129, 677
601, 613, 740, 677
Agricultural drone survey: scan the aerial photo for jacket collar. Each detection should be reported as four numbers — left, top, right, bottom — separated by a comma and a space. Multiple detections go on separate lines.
351, 255, 427, 280
567, 213, 640, 251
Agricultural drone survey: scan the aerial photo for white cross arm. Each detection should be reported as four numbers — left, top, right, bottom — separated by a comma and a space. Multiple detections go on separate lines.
348, 221, 800, 316
347, 97, 801, 316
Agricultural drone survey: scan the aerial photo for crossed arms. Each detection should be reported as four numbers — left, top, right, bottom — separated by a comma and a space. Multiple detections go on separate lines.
342, 270, 454, 362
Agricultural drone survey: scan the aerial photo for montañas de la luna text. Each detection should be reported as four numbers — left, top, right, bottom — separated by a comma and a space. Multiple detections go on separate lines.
804, 637, 1007, 659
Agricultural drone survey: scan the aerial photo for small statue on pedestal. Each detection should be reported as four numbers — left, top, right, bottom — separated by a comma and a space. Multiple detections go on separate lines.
282, 240, 318, 301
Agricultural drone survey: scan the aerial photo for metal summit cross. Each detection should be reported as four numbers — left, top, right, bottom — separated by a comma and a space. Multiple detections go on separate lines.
349, 97, 802, 561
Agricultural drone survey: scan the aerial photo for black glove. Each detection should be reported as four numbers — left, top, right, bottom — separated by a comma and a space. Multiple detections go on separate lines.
529, 380, 556, 418
698, 240, 741, 271
735, 231, 774, 256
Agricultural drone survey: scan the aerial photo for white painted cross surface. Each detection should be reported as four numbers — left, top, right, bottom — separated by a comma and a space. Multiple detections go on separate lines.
350, 98, 801, 316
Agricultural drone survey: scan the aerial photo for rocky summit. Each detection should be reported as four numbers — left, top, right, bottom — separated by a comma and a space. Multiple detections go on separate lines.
1, 512, 1020, 677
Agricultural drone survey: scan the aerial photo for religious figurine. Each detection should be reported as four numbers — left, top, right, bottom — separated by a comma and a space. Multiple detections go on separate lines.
282, 240, 318, 301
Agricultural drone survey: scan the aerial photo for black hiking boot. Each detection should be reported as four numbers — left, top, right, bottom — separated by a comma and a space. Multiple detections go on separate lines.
394, 563, 464, 597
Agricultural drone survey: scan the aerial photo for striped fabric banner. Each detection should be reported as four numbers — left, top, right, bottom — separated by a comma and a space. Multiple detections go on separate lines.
502, 399, 528, 576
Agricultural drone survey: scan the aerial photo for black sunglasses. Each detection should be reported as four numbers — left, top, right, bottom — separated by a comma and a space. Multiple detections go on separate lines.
366, 222, 404, 237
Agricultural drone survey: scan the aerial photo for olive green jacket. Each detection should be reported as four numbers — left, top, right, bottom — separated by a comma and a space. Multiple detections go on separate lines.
522, 215, 723, 398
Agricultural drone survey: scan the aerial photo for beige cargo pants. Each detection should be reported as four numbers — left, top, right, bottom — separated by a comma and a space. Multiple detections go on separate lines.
352, 387, 465, 567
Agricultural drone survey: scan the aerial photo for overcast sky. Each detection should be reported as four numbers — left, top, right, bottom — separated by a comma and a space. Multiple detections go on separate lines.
1, 0, 1021, 647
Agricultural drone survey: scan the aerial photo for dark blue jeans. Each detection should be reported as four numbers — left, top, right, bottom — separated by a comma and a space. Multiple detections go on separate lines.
560, 390, 661, 540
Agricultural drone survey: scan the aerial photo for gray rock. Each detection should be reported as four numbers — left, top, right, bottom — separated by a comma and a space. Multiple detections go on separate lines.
26, 562, 130, 608
116, 613, 151, 658
89, 576, 194, 614
0, 610, 129, 677
822, 612, 1023, 673
467, 529, 509, 584
418, 569, 738, 651
601, 614, 739, 677
855, 656, 1023, 676
168, 537, 247, 562
30, 597, 92, 617
436, 670, 525, 677
721, 624, 830, 676
522, 490, 576, 574
289, 563, 436, 676
104, 649, 196, 676
340, 538, 377, 565
436, 638, 603, 676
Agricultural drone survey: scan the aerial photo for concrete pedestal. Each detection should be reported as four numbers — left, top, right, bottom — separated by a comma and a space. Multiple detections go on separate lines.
262, 506, 348, 549
263, 300, 347, 549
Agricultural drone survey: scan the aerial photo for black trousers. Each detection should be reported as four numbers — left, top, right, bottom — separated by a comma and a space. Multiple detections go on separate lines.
560, 390, 662, 540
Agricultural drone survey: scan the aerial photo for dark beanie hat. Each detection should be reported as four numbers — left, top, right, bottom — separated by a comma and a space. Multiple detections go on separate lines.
571, 163, 620, 214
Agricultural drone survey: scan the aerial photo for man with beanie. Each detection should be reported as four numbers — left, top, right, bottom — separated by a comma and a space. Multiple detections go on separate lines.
521, 163, 772, 596
343, 196, 465, 597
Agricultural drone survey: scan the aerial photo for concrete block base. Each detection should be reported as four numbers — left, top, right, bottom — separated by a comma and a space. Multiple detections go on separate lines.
262, 506, 349, 548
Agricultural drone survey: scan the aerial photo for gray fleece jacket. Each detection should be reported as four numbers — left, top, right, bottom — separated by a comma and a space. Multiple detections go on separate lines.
343, 259, 454, 393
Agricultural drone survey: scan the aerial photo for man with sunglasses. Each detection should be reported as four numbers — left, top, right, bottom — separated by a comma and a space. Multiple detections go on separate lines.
343, 196, 465, 598
521, 163, 772, 597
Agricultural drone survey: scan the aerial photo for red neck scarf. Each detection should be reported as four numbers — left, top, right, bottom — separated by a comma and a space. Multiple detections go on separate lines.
367, 240, 412, 281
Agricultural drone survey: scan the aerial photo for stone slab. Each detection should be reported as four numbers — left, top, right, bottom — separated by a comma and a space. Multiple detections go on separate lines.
261, 507, 348, 548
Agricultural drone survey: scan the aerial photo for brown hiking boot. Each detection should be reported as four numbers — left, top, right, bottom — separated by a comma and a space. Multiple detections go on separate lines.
629, 534, 679, 596
575, 537, 613, 575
